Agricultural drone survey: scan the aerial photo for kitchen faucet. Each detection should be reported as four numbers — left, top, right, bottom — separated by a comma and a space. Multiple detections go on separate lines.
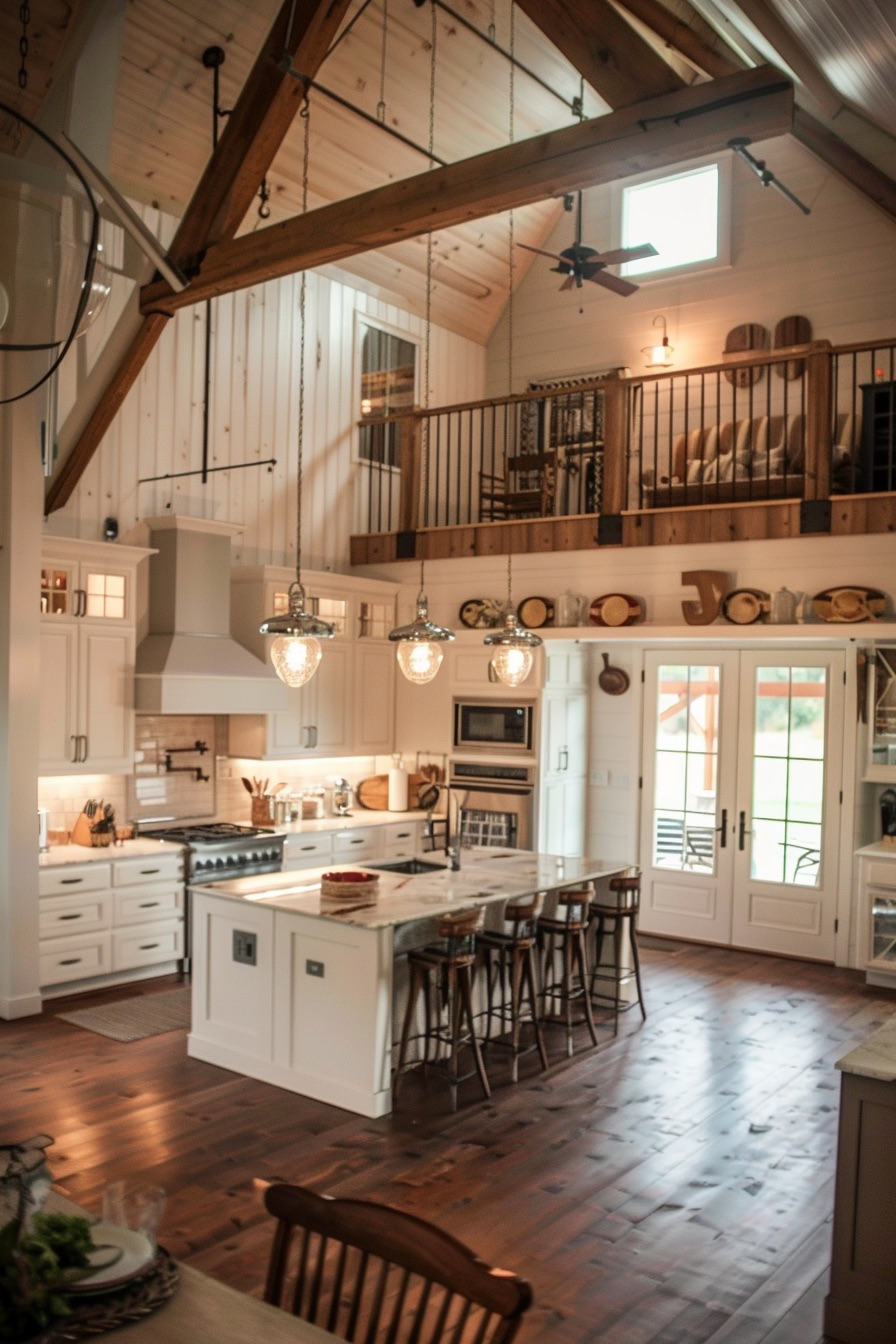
420, 782, 465, 870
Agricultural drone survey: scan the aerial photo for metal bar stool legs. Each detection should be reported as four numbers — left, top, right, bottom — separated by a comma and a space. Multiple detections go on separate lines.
538, 885, 598, 1057
589, 870, 647, 1036
479, 896, 548, 1082
393, 906, 491, 1112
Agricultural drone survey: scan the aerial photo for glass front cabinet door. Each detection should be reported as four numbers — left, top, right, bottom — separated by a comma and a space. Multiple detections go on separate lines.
865, 645, 896, 781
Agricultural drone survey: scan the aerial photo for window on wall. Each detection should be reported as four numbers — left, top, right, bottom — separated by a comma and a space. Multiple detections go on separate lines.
358, 325, 417, 467
620, 160, 728, 278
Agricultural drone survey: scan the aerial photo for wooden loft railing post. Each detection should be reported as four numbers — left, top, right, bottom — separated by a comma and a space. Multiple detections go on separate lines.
804, 340, 833, 501
398, 413, 423, 533
600, 375, 628, 539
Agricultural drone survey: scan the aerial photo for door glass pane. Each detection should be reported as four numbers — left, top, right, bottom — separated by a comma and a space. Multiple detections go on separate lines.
652, 664, 720, 871
750, 665, 826, 886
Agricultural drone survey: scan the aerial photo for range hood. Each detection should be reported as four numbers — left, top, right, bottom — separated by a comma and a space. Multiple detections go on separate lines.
134, 516, 290, 714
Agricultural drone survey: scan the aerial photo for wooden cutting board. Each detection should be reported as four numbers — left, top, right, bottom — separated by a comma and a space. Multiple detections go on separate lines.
356, 772, 431, 810
773, 314, 812, 380
723, 322, 769, 386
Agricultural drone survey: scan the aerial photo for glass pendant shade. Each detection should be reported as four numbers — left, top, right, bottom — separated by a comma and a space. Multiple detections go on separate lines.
396, 638, 444, 685
484, 606, 542, 686
388, 589, 455, 684
260, 582, 334, 687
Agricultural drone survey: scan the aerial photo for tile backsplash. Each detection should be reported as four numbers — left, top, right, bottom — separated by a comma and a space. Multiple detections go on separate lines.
127, 715, 221, 823
38, 774, 129, 838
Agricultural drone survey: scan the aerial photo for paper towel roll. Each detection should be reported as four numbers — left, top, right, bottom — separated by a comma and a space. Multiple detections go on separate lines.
388, 766, 408, 811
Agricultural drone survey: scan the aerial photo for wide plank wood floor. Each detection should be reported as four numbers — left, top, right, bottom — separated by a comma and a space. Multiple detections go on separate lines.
3, 939, 895, 1343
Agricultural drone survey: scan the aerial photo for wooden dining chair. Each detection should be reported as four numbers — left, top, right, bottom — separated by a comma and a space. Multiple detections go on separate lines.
262, 1182, 532, 1343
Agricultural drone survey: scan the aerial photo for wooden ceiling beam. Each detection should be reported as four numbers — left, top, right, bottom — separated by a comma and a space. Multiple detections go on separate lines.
515, 0, 683, 108
613, 0, 743, 79
793, 106, 896, 226
140, 65, 793, 316
46, 0, 352, 515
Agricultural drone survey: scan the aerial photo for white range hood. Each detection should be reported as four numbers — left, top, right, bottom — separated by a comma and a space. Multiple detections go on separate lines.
134, 516, 290, 714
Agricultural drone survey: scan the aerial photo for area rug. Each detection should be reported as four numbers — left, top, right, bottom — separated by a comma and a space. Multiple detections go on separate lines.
57, 987, 191, 1042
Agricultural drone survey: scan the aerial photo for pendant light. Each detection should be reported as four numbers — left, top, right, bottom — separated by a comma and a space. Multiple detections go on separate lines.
484, 555, 542, 686
259, 93, 333, 687
387, 5, 454, 685
389, 561, 455, 684
642, 314, 674, 369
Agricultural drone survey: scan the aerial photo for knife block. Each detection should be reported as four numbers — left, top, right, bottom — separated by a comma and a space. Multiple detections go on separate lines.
71, 813, 113, 847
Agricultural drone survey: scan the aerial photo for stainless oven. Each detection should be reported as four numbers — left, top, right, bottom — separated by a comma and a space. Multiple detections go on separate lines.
453, 699, 535, 754
449, 760, 535, 849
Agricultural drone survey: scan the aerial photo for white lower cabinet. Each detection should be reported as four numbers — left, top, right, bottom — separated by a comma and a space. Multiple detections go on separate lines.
189, 890, 393, 1117
332, 827, 384, 865
38, 850, 184, 992
382, 821, 422, 858
283, 833, 334, 871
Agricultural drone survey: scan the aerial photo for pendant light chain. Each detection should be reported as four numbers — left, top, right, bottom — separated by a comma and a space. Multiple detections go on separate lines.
295, 90, 311, 589
377, 0, 389, 121
421, 0, 437, 526
507, 0, 515, 397
18, 2, 30, 90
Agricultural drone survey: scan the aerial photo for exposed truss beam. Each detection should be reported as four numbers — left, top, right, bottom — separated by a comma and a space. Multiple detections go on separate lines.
515, 0, 682, 108
614, 0, 742, 79
793, 107, 896, 225
139, 66, 793, 317
46, 0, 352, 515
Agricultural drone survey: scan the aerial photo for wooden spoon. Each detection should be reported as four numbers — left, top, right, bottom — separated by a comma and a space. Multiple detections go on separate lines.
241, 777, 255, 795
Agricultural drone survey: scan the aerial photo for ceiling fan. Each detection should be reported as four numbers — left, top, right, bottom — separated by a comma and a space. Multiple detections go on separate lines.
518, 192, 658, 296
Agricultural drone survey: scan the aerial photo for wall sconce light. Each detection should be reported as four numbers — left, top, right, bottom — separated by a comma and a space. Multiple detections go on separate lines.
642, 315, 674, 369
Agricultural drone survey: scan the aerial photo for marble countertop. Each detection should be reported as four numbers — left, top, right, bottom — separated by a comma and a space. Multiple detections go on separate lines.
39, 838, 185, 867
274, 810, 427, 837
191, 849, 629, 929
836, 1015, 896, 1082
854, 842, 896, 859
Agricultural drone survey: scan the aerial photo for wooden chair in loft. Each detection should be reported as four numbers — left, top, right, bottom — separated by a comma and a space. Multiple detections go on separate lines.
480, 450, 558, 520
262, 1182, 533, 1343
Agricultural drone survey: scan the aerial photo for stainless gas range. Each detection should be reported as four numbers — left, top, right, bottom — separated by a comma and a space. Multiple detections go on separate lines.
139, 823, 285, 969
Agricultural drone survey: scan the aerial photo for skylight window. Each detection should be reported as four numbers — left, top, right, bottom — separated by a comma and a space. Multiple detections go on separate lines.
621, 162, 726, 277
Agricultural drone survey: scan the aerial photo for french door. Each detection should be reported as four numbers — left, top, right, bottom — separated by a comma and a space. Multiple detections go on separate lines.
639, 649, 845, 960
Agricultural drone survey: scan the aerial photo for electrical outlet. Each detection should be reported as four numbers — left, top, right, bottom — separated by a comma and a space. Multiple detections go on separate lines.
233, 930, 257, 965
591, 769, 610, 786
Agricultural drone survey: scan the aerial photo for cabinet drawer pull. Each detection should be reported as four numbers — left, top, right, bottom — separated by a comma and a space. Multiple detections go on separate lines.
139, 943, 160, 951
60, 877, 85, 885
58, 913, 83, 921
139, 868, 161, 875
138, 901, 160, 909
348, 839, 364, 845
59, 957, 82, 966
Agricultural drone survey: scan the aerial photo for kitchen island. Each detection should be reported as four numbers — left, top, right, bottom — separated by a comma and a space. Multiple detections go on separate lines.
188, 850, 628, 1117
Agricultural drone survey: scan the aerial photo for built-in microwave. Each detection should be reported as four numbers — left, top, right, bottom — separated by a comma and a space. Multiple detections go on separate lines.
453, 699, 535, 753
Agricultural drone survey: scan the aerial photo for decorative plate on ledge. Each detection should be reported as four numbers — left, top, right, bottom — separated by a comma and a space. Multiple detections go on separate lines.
813, 587, 886, 622
517, 596, 554, 628
722, 588, 770, 624
589, 593, 642, 627
458, 598, 505, 629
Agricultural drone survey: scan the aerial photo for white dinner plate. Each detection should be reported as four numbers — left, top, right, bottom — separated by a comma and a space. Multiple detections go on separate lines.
68, 1222, 157, 1294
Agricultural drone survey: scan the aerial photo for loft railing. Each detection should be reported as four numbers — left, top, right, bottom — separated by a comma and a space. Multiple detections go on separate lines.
352, 339, 896, 538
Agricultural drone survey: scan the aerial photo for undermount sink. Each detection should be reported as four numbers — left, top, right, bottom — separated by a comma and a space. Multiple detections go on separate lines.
366, 858, 448, 875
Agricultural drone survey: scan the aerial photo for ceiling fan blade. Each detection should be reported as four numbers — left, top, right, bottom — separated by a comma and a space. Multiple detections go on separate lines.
516, 242, 565, 263
587, 242, 658, 267
559, 276, 575, 292
59, 132, 187, 292
586, 270, 640, 297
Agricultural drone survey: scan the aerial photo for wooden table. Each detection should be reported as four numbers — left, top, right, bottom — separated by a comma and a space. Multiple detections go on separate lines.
101, 1262, 339, 1343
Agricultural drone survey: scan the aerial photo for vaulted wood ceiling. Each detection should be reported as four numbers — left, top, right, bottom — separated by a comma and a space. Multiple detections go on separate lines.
2, 0, 894, 510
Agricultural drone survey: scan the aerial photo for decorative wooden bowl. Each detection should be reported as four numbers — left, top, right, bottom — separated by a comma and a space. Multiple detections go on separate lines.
320, 871, 380, 900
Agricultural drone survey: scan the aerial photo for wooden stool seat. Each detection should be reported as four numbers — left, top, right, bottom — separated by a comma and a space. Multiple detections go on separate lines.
537, 885, 598, 1057
394, 906, 491, 1111
590, 869, 646, 1036
478, 895, 548, 1082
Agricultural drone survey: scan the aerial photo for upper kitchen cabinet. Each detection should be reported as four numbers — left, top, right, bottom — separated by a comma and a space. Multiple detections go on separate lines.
39, 539, 152, 773
865, 645, 896, 781
228, 567, 397, 759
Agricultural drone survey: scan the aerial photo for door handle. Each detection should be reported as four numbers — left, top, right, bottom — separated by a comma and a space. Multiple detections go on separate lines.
716, 808, 728, 848
70, 734, 79, 763
559, 747, 569, 772
79, 734, 88, 762
738, 811, 751, 850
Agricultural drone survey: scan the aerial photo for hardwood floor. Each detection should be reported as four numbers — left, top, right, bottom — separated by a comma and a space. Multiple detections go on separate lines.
4, 940, 895, 1343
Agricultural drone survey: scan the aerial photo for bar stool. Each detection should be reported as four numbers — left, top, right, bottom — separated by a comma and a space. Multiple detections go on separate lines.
478, 895, 549, 1082
537, 885, 598, 1057
589, 869, 647, 1035
393, 906, 491, 1112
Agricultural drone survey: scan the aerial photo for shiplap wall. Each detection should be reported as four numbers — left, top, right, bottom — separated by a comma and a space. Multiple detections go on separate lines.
52, 205, 485, 570
486, 133, 896, 392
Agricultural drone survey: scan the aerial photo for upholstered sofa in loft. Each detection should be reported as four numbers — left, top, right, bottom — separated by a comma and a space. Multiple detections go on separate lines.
639, 411, 860, 509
